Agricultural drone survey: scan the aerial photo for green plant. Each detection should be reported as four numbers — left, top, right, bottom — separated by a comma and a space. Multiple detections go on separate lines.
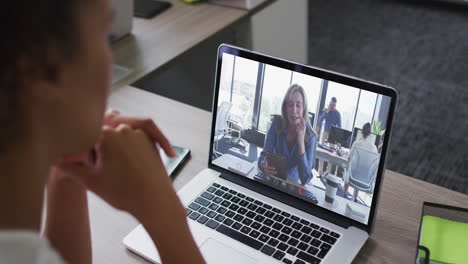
372, 120, 385, 136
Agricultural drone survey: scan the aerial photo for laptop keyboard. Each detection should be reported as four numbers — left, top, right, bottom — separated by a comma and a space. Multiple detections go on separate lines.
185, 183, 341, 264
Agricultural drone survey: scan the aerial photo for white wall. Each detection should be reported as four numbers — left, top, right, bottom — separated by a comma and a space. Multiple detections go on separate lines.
251, 0, 308, 64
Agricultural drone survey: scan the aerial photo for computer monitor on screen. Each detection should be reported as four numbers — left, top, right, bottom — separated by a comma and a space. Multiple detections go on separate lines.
353, 127, 381, 149
328, 126, 352, 148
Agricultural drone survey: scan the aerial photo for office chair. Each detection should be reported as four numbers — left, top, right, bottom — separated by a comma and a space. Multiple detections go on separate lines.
213, 102, 247, 158
348, 147, 380, 202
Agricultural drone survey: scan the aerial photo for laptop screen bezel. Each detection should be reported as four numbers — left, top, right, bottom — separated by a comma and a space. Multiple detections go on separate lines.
208, 44, 398, 234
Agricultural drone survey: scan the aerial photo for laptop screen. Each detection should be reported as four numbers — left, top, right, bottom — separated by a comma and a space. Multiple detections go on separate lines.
210, 45, 396, 227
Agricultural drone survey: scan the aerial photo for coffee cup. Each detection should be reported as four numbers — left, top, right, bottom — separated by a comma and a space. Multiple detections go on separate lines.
325, 175, 340, 204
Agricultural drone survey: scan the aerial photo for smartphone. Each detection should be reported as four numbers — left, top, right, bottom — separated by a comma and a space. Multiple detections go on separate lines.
159, 145, 190, 176
266, 152, 288, 180
134, 0, 172, 19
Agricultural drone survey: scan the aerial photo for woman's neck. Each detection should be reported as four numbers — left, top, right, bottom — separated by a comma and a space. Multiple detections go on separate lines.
0, 140, 52, 231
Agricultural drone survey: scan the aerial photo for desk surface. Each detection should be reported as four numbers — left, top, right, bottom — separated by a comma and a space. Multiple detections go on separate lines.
90, 85, 468, 264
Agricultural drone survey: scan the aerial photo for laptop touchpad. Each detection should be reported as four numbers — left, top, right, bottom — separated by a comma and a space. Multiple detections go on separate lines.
200, 238, 258, 264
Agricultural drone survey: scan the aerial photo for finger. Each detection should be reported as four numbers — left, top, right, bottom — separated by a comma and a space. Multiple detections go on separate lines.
104, 109, 121, 125
107, 116, 176, 157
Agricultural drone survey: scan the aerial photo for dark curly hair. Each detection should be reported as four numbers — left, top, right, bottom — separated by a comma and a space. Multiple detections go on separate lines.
0, 1, 86, 154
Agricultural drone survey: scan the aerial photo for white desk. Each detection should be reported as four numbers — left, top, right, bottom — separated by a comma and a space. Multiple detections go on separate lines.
315, 147, 349, 170
212, 153, 370, 224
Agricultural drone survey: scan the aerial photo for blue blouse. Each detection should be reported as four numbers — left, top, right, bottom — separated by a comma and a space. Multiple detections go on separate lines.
258, 117, 316, 185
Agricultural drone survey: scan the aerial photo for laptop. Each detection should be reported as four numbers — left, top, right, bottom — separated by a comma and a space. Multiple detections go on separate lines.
123, 44, 398, 264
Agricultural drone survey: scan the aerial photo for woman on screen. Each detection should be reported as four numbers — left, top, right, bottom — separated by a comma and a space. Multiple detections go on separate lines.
258, 84, 317, 185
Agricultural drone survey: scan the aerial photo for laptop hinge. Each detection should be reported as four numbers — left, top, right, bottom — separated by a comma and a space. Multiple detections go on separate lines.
220, 171, 352, 229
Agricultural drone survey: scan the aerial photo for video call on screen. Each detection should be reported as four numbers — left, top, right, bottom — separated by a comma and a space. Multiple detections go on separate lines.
212, 53, 392, 224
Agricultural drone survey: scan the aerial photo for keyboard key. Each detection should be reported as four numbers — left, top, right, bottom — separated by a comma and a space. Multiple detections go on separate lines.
259, 234, 269, 242
301, 226, 312, 234
240, 226, 252, 234
231, 197, 241, 203
223, 218, 234, 226
300, 219, 310, 226
317, 243, 331, 258
272, 223, 284, 230
208, 203, 219, 210
214, 190, 225, 196
256, 207, 267, 215
228, 204, 239, 211
269, 230, 280, 238
264, 211, 275, 218
207, 187, 217, 193
213, 197, 223, 204
215, 215, 225, 222
300, 234, 312, 243
283, 259, 292, 264
216, 225, 263, 250
292, 222, 303, 230
205, 219, 219, 229
246, 197, 254, 202
264, 219, 274, 226
221, 200, 231, 207
229, 189, 237, 195
207, 211, 217, 218
201, 192, 214, 200
277, 242, 288, 251
311, 238, 321, 247
282, 227, 292, 235
319, 227, 329, 234
220, 186, 229, 191
249, 230, 260, 238
234, 214, 244, 222
291, 215, 300, 221
237, 193, 246, 198
188, 203, 201, 210
260, 226, 271, 234
197, 216, 209, 224
307, 246, 319, 256
291, 231, 302, 239
251, 222, 261, 230
254, 200, 263, 206
330, 232, 340, 239
294, 260, 306, 264
239, 200, 249, 207
273, 250, 286, 260
287, 238, 299, 247
254, 215, 265, 223
274, 215, 285, 222
242, 218, 253, 226
216, 207, 227, 214
311, 230, 322, 238
212, 183, 220, 188
267, 238, 279, 247
198, 207, 209, 215
320, 234, 337, 245
186, 209, 193, 217
281, 212, 291, 217
232, 222, 242, 230
278, 234, 289, 242
287, 247, 298, 256
238, 208, 248, 215
297, 251, 321, 264
310, 223, 320, 229
283, 219, 293, 226
189, 212, 200, 220
247, 204, 258, 211
272, 208, 281, 213
225, 210, 236, 218
298, 242, 308, 251
263, 204, 272, 209
246, 211, 257, 219
260, 245, 275, 256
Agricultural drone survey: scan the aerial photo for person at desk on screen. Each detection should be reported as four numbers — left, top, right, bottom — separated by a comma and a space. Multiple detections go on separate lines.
343, 122, 378, 195
317, 97, 342, 177
258, 84, 317, 185
0, 1, 204, 264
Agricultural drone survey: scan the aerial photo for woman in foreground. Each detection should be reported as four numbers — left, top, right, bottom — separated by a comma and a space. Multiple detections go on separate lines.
0, 0, 204, 263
